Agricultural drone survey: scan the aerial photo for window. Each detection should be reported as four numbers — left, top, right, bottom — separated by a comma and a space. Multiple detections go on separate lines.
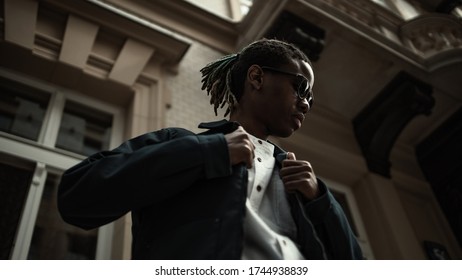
0, 78, 50, 141
27, 173, 98, 260
0, 72, 123, 259
322, 177, 375, 259
56, 101, 112, 156
0, 75, 118, 156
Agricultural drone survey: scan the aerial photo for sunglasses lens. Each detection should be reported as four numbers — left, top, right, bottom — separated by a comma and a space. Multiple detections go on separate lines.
298, 79, 310, 99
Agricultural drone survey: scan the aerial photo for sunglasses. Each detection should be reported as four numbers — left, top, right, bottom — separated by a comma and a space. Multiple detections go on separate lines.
261, 66, 313, 107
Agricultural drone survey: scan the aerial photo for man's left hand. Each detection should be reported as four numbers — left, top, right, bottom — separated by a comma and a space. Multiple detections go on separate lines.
280, 152, 320, 200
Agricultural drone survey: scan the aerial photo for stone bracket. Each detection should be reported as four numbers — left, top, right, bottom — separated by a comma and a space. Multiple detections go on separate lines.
353, 71, 435, 177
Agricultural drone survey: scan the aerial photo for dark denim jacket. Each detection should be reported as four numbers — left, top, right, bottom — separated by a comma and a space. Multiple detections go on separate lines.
58, 120, 363, 259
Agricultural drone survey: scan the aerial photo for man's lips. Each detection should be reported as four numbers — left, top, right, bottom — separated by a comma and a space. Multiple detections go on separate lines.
294, 113, 305, 124
293, 113, 305, 128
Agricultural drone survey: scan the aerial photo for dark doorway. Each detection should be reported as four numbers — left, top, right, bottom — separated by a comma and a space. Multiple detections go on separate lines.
416, 107, 462, 248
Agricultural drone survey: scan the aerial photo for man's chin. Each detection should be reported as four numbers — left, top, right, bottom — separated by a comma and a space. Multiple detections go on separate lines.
275, 129, 296, 138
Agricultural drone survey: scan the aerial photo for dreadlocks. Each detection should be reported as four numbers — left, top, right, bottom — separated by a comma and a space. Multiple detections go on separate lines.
200, 38, 310, 117
200, 53, 239, 117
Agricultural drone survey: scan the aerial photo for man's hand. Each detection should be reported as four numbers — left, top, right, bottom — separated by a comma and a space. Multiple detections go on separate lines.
224, 126, 255, 168
280, 152, 320, 200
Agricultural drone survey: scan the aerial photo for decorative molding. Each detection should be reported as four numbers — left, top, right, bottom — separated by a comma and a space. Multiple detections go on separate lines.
1, 0, 191, 105
44, 0, 191, 65
108, 39, 155, 86
33, 32, 61, 60
60, 15, 99, 69
399, 13, 462, 69
292, 0, 462, 71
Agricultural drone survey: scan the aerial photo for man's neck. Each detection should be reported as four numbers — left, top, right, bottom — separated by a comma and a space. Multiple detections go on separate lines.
229, 115, 268, 140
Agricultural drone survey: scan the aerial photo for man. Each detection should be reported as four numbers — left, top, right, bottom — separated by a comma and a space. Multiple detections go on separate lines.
58, 39, 363, 259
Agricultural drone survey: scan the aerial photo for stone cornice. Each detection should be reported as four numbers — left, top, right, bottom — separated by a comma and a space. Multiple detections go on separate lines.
71, 0, 462, 72
399, 13, 462, 69
288, 0, 462, 71
102, 0, 239, 53
45, 0, 191, 64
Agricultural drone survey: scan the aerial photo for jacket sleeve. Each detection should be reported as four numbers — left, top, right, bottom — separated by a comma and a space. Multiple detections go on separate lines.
58, 127, 232, 230
302, 179, 364, 259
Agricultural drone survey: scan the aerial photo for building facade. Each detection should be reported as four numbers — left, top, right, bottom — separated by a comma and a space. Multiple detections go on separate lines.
1, 0, 461, 259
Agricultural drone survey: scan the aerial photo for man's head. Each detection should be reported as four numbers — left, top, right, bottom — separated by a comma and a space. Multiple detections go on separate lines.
200, 38, 314, 138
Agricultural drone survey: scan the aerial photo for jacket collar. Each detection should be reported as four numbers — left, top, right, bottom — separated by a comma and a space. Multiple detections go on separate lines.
198, 119, 242, 136
198, 119, 234, 130
199, 119, 288, 165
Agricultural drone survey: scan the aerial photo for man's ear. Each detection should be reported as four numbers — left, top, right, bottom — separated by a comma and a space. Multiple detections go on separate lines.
247, 64, 264, 90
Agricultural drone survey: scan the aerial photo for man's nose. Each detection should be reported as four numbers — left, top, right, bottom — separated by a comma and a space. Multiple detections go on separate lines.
298, 98, 309, 114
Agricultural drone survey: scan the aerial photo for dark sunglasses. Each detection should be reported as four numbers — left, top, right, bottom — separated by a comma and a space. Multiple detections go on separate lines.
261, 66, 313, 107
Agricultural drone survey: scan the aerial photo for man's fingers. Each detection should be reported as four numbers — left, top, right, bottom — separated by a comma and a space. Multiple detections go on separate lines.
282, 152, 298, 168
280, 154, 320, 200
287, 152, 296, 160
225, 126, 255, 168
245, 141, 255, 168
281, 172, 312, 183
281, 161, 312, 172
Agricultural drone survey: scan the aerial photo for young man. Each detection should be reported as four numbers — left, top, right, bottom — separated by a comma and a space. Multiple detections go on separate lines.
58, 39, 363, 259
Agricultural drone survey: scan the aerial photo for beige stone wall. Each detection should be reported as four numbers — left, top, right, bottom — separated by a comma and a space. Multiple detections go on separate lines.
164, 41, 227, 132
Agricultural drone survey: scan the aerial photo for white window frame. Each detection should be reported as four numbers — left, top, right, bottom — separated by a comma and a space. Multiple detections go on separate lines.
320, 176, 375, 259
0, 68, 124, 259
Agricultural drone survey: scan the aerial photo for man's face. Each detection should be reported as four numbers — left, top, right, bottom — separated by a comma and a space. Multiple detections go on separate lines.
257, 59, 314, 138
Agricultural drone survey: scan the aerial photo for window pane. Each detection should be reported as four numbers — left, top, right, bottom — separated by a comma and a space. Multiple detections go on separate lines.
0, 157, 34, 259
0, 77, 51, 141
28, 173, 98, 260
56, 101, 112, 156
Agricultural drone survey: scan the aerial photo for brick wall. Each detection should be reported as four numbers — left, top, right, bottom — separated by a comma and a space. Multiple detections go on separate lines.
165, 41, 228, 132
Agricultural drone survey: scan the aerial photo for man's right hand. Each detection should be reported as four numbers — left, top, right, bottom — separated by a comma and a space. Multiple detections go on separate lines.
224, 126, 255, 168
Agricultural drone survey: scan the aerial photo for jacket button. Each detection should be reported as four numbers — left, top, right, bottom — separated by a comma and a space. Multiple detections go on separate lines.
257, 157, 262, 162
256, 185, 262, 192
